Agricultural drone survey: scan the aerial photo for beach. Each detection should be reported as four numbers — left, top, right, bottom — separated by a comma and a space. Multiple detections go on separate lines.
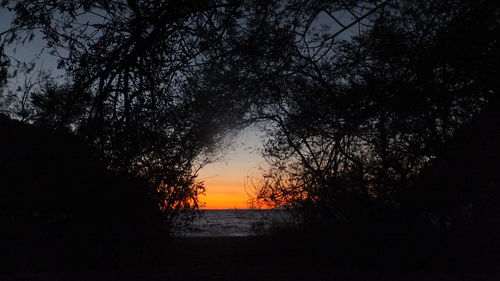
1, 235, 498, 281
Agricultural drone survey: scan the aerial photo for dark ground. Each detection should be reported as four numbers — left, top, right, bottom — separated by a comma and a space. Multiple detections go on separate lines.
1, 236, 499, 281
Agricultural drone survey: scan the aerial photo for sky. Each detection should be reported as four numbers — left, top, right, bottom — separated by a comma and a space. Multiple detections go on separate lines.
197, 128, 266, 209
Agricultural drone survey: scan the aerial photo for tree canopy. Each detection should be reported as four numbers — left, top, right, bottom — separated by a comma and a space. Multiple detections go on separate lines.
249, 0, 499, 227
1, 0, 498, 230
0, 0, 384, 219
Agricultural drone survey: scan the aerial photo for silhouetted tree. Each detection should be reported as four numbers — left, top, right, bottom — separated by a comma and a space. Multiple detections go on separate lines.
0, 114, 166, 268
250, 0, 499, 229
30, 81, 90, 130
0, 0, 382, 225
0, 45, 7, 88
3, 0, 497, 234
0, 0, 261, 224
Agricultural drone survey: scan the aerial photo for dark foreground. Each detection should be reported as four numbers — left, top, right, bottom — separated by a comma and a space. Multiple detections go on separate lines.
1, 235, 499, 281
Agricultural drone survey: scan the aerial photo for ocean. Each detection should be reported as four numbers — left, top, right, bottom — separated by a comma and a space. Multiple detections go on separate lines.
181, 209, 286, 237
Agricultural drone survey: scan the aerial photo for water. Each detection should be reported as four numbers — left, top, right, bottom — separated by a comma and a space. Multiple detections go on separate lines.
181, 209, 284, 237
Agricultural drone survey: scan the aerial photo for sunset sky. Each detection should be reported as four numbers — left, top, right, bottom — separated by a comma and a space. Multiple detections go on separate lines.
197, 129, 265, 209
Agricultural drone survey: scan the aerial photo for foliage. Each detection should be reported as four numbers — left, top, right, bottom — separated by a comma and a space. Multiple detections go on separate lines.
250, 0, 499, 228
0, 0, 383, 226
1, 0, 498, 233
0, 45, 7, 88
0, 114, 166, 267
30, 81, 90, 129
1, 0, 266, 224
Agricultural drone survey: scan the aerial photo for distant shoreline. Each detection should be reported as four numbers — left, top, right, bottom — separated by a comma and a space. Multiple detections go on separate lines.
200, 208, 251, 210
200, 207, 280, 210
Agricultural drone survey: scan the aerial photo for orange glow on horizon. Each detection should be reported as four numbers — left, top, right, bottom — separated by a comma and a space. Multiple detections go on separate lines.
197, 131, 267, 209
198, 177, 250, 209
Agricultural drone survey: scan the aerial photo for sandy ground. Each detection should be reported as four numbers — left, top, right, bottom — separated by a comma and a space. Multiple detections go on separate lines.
1, 236, 499, 281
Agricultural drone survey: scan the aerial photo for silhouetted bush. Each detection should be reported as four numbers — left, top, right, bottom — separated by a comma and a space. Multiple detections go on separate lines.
0, 114, 167, 270
403, 98, 500, 233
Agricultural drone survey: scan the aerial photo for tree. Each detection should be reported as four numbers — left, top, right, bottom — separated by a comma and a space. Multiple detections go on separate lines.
6, 0, 494, 232
0, 0, 382, 225
0, 0, 259, 224
250, 0, 499, 228
0, 114, 167, 266
0, 45, 7, 88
